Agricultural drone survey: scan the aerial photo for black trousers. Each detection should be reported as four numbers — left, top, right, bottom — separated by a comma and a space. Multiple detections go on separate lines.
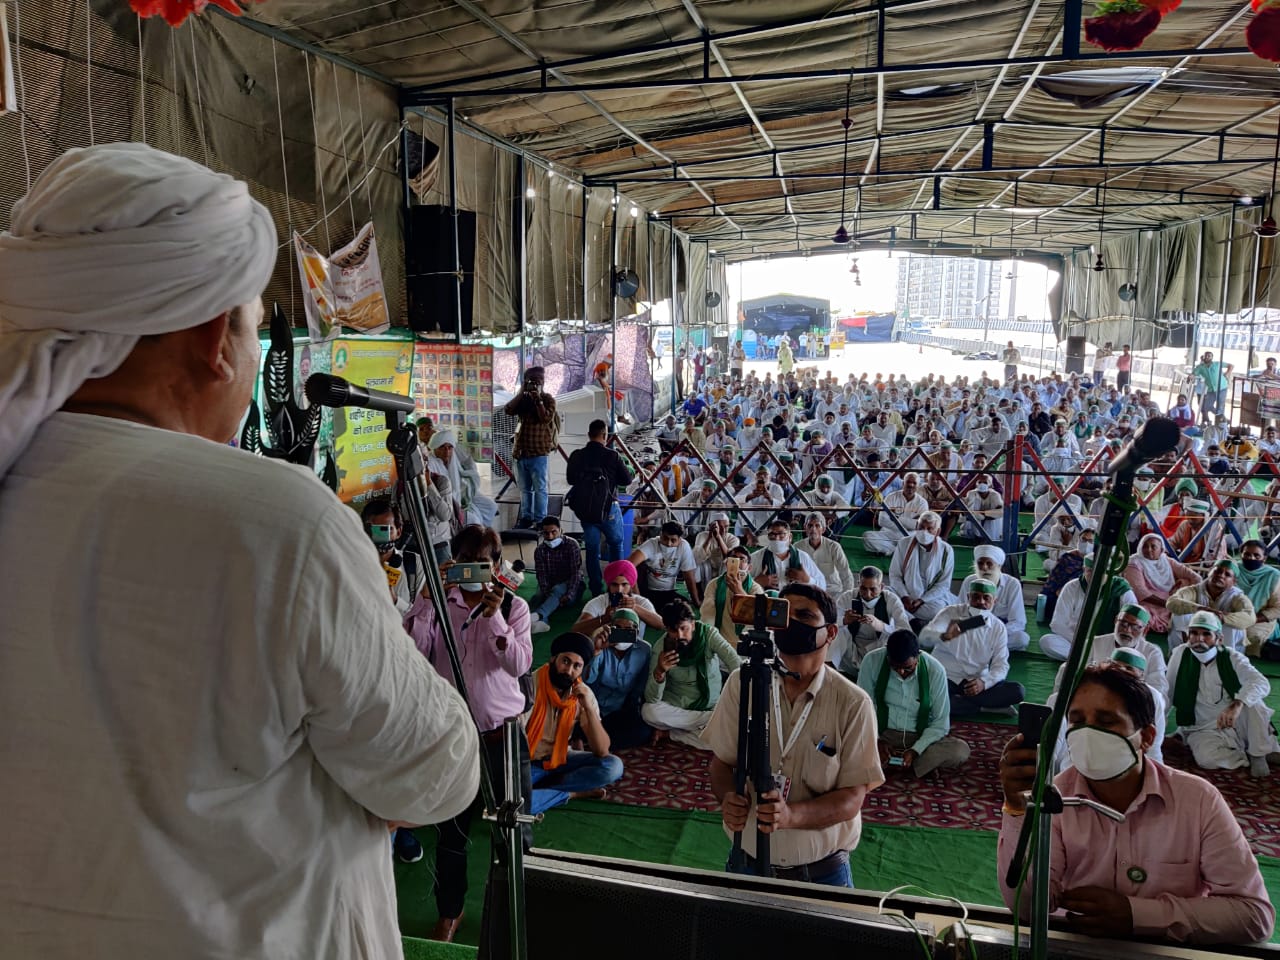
433, 727, 531, 920
602, 705, 654, 750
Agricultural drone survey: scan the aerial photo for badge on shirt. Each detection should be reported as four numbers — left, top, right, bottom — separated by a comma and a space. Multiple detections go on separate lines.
383, 564, 403, 591
1127, 866, 1146, 884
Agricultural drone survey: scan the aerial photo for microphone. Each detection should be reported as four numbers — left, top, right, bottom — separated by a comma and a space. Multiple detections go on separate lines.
461, 566, 523, 628
305, 373, 416, 415
1106, 416, 1181, 477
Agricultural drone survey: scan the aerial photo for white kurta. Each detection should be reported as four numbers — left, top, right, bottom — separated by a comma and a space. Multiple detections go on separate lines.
1041, 578, 1137, 661
1166, 646, 1278, 769
864, 490, 929, 555
0, 413, 480, 960
749, 545, 828, 591
888, 536, 956, 620
1050, 631, 1169, 701
959, 573, 1028, 651
919, 604, 1011, 685
797, 536, 856, 595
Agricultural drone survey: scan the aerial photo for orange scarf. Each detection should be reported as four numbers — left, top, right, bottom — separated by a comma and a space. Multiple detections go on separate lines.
524, 665, 579, 770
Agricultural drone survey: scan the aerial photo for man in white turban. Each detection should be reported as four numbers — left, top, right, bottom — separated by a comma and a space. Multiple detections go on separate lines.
0, 144, 479, 959
959, 544, 1029, 651
430, 428, 498, 529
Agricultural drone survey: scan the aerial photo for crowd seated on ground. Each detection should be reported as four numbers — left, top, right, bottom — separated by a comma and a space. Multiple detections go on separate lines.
394, 347, 1280, 944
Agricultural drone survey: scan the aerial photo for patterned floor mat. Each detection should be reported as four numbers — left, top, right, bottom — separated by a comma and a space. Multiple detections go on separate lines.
603, 720, 1280, 858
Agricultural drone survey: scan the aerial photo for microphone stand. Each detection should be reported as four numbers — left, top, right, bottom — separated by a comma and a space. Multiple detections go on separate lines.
1003, 467, 1137, 960
385, 413, 536, 960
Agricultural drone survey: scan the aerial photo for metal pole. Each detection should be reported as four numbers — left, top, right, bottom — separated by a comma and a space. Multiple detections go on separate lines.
647, 215, 657, 413
1248, 233, 1262, 375
1128, 232, 1140, 365
1190, 219, 1204, 371
446, 98, 463, 342
1149, 233, 1161, 396
581, 185, 590, 331
517, 154, 528, 381
671, 228, 679, 413
1219, 216, 1234, 424
609, 185, 620, 432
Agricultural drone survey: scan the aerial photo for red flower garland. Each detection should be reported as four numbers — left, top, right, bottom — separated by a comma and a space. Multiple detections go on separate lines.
1247, 0, 1280, 62
129, 0, 263, 28
1084, 0, 1164, 52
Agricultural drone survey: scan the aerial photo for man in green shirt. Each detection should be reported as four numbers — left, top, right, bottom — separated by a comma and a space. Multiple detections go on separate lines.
642, 598, 741, 748
856, 630, 970, 778
1192, 350, 1233, 426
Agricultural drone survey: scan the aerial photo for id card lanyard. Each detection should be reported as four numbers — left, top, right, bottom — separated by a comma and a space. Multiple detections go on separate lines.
771, 675, 816, 765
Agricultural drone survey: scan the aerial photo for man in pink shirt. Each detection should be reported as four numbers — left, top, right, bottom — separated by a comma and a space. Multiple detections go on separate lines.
403, 524, 534, 943
997, 662, 1273, 945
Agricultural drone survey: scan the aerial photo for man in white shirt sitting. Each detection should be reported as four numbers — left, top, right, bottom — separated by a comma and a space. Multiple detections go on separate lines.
796, 511, 856, 595
809, 472, 851, 527
830, 566, 909, 677
858, 630, 970, 778
1050, 603, 1168, 700
864, 471, 929, 555
888, 511, 956, 631
629, 521, 701, 610
1040, 555, 1137, 661
958, 544, 1028, 651
962, 472, 1004, 542
920, 580, 1025, 718
749, 518, 827, 592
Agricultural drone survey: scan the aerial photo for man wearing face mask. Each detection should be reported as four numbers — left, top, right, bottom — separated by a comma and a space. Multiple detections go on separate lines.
750, 519, 827, 592
630, 520, 701, 609
1167, 611, 1280, 778
704, 583, 884, 886
360, 496, 421, 615
797, 512, 856, 594
998, 661, 1273, 944
527, 633, 624, 812
585, 608, 654, 749
809, 473, 851, 526
959, 545, 1028, 652
0, 145, 481, 958
573, 559, 663, 636
1229, 541, 1280, 656
1167, 558, 1255, 652
962, 472, 1004, 542
829, 566, 909, 677
528, 515, 584, 635
1051, 604, 1168, 700
701, 545, 767, 642
642, 599, 741, 748
857, 630, 970, 778
920, 581, 1025, 718
1040, 555, 1137, 662
888, 512, 956, 632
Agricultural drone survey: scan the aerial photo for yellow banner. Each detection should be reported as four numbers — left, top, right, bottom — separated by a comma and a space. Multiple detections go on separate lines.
329, 338, 413, 504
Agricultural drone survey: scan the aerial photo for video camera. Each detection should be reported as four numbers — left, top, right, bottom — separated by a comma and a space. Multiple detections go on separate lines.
728, 593, 790, 633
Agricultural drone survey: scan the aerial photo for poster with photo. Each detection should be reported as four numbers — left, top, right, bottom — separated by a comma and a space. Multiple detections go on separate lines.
412, 343, 494, 463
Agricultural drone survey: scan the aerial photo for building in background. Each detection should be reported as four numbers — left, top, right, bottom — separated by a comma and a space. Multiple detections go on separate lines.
897, 256, 1006, 326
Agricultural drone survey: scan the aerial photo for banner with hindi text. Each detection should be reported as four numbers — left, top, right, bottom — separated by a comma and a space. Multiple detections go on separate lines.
329, 338, 413, 504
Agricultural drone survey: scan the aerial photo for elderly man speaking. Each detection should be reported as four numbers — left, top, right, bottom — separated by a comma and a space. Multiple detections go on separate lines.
0, 145, 480, 958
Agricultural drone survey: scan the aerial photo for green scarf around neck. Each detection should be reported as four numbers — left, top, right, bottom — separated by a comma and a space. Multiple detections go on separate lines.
874, 654, 931, 735
1081, 573, 1132, 635
763, 543, 802, 577
676, 621, 714, 710
1173, 651, 1240, 727
714, 572, 756, 637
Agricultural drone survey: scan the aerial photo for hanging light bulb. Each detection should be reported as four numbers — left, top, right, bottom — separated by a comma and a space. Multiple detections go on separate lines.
834, 226, 850, 244
833, 81, 854, 245
525, 186, 537, 199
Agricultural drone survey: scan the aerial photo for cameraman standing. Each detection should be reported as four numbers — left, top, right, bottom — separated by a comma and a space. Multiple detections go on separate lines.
503, 365, 558, 529
703, 583, 883, 887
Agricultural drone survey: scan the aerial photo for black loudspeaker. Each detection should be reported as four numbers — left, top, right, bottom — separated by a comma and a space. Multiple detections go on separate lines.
1065, 335, 1086, 375
406, 204, 475, 335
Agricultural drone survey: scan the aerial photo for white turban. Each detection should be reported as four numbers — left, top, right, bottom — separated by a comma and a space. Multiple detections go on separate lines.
974, 544, 1005, 566
430, 430, 458, 450
0, 143, 277, 476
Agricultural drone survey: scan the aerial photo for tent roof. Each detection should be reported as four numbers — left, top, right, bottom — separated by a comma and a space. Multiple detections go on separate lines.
243, 0, 1280, 262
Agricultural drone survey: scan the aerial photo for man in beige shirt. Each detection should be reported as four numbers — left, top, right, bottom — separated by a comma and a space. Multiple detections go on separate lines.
703, 583, 884, 886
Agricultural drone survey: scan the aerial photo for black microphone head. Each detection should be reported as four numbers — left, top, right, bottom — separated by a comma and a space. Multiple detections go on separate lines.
305, 373, 348, 407
1133, 416, 1181, 458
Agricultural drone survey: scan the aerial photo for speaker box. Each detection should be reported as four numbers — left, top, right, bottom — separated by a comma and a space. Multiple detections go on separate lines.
1065, 335, 1086, 375
406, 204, 475, 335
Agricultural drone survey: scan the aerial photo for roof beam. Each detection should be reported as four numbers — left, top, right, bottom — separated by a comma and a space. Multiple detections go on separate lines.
676, 0, 794, 225
443, 0, 739, 233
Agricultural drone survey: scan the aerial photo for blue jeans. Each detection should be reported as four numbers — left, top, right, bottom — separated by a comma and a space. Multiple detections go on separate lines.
529, 751, 624, 815
582, 500, 624, 594
516, 454, 549, 523
531, 581, 582, 620
732, 853, 854, 888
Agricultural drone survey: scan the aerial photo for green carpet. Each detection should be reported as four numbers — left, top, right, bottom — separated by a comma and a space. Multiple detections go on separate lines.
396, 801, 1280, 943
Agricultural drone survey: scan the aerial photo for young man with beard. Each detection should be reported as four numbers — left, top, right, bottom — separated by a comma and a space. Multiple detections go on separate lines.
526, 633, 624, 812
703, 583, 883, 886
642, 599, 741, 748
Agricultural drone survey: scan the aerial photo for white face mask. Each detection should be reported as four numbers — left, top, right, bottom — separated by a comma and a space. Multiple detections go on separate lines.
1190, 644, 1219, 664
1066, 725, 1142, 781
976, 483, 990, 494
915, 530, 936, 546
545, 537, 563, 549
769, 538, 790, 556
1080, 542, 1094, 556
968, 605, 988, 618
459, 581, 486, 593
611, 642, 634, 652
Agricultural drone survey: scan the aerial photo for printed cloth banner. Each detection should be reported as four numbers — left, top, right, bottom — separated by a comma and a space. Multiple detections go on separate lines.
329, 338, 413, 504
412, 343, 493, 464
294, 223, 391, 342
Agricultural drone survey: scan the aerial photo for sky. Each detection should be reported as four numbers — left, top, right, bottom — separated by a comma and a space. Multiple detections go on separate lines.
724, 250, 1055, 322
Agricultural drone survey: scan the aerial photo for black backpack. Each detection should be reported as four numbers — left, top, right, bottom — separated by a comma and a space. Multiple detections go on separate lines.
568, 465, 613, 524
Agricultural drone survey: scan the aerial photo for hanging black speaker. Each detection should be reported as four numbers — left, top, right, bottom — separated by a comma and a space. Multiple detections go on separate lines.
406, 205, 475, 335
613, 269, 640, 299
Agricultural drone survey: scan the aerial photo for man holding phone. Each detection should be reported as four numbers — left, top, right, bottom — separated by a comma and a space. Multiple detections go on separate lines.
585, 608, 654, 749
700, 547, 766, 642
572, 559, 663, 637
920, 580, 1025, 719
503, 365, 558, 530
829, 566, 909, 678
642, 599, 741, 748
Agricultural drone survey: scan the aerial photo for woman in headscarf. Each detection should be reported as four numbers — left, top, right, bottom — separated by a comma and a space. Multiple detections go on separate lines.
429, 430, 497, 529
1124, 533, 1201, 633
